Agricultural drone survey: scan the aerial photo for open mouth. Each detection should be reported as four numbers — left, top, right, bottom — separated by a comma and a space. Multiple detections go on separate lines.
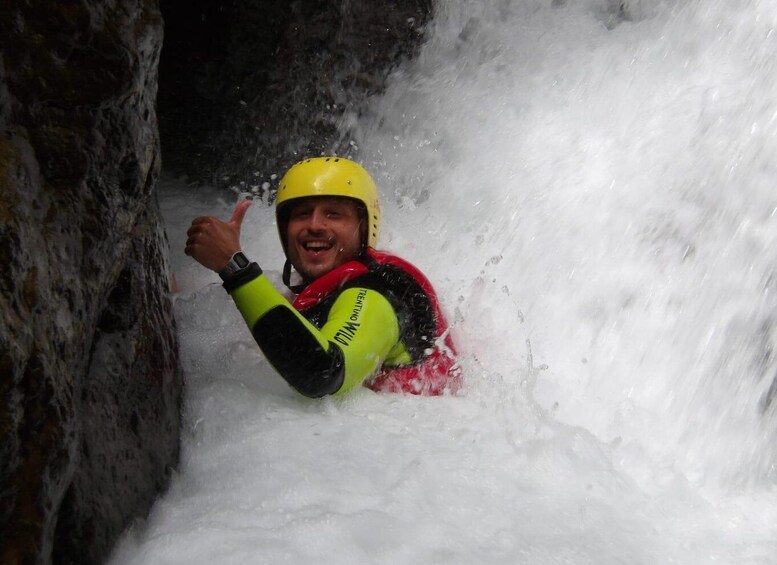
303, 240, 334, 253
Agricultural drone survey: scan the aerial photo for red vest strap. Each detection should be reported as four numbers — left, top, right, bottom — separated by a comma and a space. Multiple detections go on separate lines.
292, 260, 368, 311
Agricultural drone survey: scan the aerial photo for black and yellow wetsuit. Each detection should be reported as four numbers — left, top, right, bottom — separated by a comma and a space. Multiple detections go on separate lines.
224, 249, 458, 397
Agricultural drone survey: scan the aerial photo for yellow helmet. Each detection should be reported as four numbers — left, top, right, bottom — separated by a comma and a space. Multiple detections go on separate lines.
275, 157, 381, 254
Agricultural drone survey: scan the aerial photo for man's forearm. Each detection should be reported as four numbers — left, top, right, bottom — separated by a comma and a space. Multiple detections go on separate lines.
228, 271, 342, 397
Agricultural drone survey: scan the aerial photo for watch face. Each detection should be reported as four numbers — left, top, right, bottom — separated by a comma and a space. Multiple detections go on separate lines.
234, 252, 250, 269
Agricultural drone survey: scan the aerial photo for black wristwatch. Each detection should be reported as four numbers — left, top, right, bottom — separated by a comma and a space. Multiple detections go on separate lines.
218, 251, 250, 281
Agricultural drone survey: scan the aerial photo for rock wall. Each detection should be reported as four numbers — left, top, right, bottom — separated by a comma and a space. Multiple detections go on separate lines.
158, 0, 433, 191
0, 2, 181, 564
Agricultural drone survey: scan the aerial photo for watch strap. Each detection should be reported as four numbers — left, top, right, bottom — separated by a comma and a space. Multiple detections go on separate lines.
218, 251, 251, 281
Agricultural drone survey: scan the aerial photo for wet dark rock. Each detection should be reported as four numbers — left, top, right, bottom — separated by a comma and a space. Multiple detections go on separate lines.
0, 2, 181, 564
53, 205, 180, 565
158, 0, 433, 192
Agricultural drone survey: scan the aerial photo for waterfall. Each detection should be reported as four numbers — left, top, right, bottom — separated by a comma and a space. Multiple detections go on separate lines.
110, 2, 777, 563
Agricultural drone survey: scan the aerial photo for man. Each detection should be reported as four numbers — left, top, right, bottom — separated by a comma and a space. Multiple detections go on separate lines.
185, 156, 459, 397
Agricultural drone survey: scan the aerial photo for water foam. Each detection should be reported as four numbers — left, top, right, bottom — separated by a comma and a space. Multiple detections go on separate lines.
110, 2, 777, 563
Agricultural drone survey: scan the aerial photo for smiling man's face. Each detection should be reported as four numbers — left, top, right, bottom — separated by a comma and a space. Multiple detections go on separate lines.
286, 196, 364, 282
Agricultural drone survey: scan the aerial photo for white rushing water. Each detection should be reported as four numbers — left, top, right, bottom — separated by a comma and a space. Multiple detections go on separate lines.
110, 1, 777, 563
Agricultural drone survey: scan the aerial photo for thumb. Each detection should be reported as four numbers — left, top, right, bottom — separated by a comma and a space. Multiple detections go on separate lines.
229, 199, 252, 228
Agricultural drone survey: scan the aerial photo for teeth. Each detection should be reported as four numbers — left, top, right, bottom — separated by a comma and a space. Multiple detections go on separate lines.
304, 241, 332, 251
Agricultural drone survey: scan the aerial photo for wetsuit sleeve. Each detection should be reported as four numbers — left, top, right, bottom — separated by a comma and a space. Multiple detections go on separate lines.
319, 287, 400, 395
227, 270, 399, 397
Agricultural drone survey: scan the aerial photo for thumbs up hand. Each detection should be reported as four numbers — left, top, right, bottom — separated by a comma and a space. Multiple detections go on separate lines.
185, 199, 253, 271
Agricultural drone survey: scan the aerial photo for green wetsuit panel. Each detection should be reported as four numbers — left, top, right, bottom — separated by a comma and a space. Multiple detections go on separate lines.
319, 287, 400, 394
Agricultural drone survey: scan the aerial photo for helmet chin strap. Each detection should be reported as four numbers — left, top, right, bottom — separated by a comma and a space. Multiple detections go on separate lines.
282, 259, 307, 294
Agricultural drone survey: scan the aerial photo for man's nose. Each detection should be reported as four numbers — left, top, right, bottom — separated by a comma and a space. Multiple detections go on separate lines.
307, 207, 327, 230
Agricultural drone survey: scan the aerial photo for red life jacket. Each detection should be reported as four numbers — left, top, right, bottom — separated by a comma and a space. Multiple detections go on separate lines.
291, 248, 461, 395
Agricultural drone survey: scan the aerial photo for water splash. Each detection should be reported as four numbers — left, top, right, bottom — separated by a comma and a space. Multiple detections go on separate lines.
110, 2, 777, 563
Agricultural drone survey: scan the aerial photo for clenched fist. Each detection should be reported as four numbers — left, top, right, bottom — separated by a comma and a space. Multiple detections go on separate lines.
184, 199, 252, 271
